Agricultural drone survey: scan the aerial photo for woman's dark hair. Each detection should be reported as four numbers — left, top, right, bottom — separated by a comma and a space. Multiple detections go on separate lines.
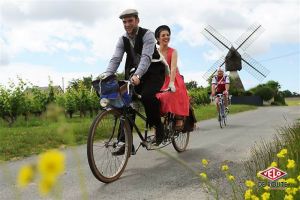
155, 25, 171, 45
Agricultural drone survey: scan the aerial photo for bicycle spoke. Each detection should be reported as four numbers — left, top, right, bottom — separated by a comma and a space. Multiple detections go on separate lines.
87, 109, 131, 182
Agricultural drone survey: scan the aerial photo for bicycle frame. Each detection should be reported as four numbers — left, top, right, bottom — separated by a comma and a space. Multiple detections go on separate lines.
217, 94, 225, 117
123, 106, 150, 143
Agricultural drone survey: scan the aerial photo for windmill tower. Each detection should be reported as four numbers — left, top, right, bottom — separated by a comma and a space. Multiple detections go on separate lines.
202, 24, 270, 91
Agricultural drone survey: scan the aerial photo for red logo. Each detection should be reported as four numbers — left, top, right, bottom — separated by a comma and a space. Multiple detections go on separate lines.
259, 167, 287, 181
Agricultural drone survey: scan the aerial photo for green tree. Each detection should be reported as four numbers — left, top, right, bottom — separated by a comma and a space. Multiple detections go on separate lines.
64, 88, 77, 118
185, 81, 198, 90
265, 80, 281, 93
254, 86, 274, 101
30, 87, 48, 116
0, 79, 27, 126
282, 90, 292, 97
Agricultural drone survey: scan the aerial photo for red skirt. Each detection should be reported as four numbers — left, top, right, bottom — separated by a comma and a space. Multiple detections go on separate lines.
156, 71, 189, 116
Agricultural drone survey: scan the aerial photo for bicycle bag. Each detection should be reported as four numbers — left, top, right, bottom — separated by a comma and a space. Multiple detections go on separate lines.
100, 75, 119, 99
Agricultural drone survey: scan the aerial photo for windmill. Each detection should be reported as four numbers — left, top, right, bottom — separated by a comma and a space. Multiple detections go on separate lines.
202, 23, 270, 90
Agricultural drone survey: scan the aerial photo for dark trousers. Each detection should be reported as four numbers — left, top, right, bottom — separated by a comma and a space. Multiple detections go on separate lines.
136, 62, 165, 128
117, 62, 165, 143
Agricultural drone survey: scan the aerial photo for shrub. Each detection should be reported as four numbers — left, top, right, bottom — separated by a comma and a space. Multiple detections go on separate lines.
188, 88, 210, 105
254, 86, 274, 101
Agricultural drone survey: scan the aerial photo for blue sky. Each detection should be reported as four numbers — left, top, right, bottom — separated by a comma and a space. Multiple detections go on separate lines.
0, 0, 299, 93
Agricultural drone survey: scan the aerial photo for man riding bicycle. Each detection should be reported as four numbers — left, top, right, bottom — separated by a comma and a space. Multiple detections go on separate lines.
103, 9, 166, 154
211, 67, 230, 113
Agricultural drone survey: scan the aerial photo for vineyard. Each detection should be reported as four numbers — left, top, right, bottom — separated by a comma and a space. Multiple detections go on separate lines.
0, 76, 213, 127
0, 78, 100, 127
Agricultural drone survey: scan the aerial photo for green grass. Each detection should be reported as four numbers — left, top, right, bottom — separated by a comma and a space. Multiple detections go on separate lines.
285, 97, 300, 106
194, 104, 257, 121
0, 117, 93, 161
0, 104, 256, 161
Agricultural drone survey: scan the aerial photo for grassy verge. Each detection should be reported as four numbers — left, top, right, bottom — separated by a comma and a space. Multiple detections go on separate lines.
194, 104, 257, 121
241, 121, 300, 199
285, 97, 300, 106
0, 117, 92, 161
0, 104, 256, 161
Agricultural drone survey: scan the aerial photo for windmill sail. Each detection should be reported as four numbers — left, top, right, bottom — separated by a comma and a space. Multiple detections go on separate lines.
202, 56, 225, 80
235, 23, 265, 51
242, 53, 270, 81
202, 25, 232, 51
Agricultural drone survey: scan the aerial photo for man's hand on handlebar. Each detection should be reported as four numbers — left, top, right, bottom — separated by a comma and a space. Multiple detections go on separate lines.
131, 75, 140, 85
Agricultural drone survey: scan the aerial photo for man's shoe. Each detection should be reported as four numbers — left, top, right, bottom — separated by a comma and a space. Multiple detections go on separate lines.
112, 144, 135, 156
155, 135, 163, 146
112, 144, 125, 156
225, 107, 229, 113
151, 123, 165, 146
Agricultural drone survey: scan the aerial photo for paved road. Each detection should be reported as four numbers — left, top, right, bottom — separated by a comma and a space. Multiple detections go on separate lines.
1, 106, 299, 200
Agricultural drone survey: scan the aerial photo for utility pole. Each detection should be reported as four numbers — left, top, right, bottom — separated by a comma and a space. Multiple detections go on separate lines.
62, 77, 65, 92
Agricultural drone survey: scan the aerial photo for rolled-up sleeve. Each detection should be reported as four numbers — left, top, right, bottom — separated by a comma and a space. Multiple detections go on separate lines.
134, 31, 155, 77
105, 37, 125, 75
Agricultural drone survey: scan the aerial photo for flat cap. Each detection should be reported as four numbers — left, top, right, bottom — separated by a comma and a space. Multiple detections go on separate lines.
119, 9, 138, 19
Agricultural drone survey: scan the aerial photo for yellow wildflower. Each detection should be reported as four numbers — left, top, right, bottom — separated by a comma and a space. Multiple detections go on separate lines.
277, 153, 285, 158
285, 187, 298, 195
286, 178, 297, 185
227, 174, 235, 181
280, 148, 288, 154
278, 178, 286, 182
37, 150, 65, 177
244, 189, 252, 200
261, 192, 270, 200
263, 186, 270, 191
221, 165, 229, 171
245, 180, 255, 188
277, 148, 287, 158
257, 171, 266, 180
297, 175, 300, 182
201, 159, 208, 167
270, 161, 277, 167
284, 194, 294, 200
38, 175, 56, 196
199, 172, 207, 180
17, 164, 35, 188
286, 159, 296, 169
251, 195, 259, 200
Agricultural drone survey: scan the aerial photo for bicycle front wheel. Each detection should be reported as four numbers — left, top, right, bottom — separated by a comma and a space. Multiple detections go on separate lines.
87, 109, 132, 183
218, 111, 223, 128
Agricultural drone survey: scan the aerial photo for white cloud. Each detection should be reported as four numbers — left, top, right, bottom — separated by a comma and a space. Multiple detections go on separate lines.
183, 71, 208, 87
0, 62, 95, 89
203, 49, 224, 61
1, 0, 299, 59
0, 0, 299, 88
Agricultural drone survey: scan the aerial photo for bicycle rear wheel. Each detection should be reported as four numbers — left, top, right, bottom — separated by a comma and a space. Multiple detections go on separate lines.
172, 131, 190, 152
87, 109, 132, 183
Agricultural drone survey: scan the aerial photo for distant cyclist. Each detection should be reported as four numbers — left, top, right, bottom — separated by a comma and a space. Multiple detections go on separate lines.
211, 67, 230, 113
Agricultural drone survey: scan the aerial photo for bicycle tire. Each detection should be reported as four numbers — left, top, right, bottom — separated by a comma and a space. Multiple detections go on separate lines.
218, 103, 223, 128
172, 131, 190, 152
219, 112, 223, 128
87, 109, 132, 183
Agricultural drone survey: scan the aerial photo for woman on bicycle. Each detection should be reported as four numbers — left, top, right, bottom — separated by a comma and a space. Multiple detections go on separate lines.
154, 25, 190, 129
